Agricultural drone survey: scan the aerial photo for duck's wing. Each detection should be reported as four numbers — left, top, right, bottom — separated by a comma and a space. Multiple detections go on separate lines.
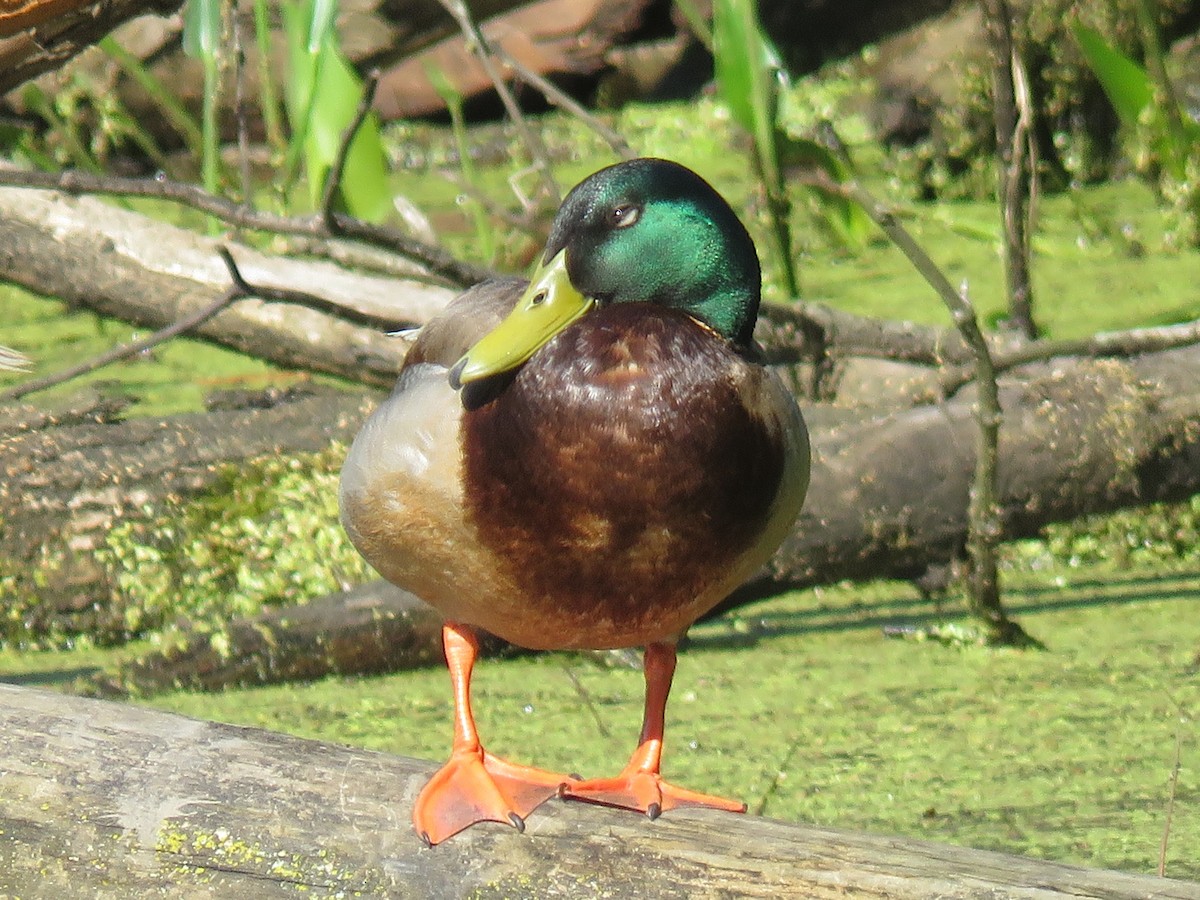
402, 277, 526, 371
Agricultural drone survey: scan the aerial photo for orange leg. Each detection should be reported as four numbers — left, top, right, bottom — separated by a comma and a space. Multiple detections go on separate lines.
560, 642, 746, 818
413, 622, 570, 846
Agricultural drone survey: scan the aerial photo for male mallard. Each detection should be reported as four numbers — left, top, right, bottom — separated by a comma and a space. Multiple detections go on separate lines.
339, 158, 810, 846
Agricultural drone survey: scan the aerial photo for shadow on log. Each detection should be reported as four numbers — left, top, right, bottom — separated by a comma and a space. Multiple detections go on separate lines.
80, 581, 507, 698
1, 683, 1196, 898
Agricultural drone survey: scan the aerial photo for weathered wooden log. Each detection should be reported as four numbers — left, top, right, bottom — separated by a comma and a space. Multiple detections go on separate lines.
760, 343, 1200, 593
0, 0, 528, 98
0, 0, 182, 93
0, 180, 456, 388
2, 683, 1196, 898
0, 173, 956, 386
79, 580, 511, 698
5, 340, 1200, 652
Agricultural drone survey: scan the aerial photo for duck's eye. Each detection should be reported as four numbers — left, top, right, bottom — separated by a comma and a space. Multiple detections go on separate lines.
611, 203, 642, 229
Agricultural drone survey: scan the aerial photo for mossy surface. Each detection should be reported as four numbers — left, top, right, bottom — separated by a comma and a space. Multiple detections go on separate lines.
96, 445, 371, 641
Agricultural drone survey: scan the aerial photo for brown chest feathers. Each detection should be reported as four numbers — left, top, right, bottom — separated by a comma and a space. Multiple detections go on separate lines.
462, 304, 788, 639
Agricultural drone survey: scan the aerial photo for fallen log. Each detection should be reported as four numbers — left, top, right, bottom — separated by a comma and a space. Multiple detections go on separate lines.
5, 342, 1200, 654
0, 0, 182, 94
0, 180, 456, 388
1, 683, 1195, 899
79, 580, 510, 698
761, 343, 1200, 593
0, 173, 958, 394
0, 0, 530, 98
0, 385, 376, 640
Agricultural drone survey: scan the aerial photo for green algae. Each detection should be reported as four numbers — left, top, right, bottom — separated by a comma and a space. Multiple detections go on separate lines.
153, 823, 381, 896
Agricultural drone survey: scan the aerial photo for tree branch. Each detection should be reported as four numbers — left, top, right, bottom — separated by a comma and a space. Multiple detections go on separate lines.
0, 164, 492, 288
433, 0, 561, 205
320, 69, 382, 228
797, 169, 1025, 643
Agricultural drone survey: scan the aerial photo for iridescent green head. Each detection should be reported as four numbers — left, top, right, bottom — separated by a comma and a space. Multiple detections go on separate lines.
451, 158, 761, 387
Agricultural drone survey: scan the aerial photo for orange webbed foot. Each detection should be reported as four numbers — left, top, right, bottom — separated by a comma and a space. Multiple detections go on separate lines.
558, 642, 745, 820
560, 768, 746, 819
413, 747, 570, 846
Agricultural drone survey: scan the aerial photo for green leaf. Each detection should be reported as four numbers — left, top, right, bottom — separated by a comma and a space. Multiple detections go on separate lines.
1071, 21, 1153, 131
309, 41, 391, 222
780, 133, 872, 247
307, 0, 338, 54
713, 0, 783, 181
182, 0, 222, 61
281, 2, 390, 222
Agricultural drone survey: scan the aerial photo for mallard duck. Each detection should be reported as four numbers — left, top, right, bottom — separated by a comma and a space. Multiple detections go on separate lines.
339, 158, 810, 846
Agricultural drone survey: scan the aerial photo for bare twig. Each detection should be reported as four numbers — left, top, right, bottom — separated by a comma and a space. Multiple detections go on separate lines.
557, 664, 611, 741
321, 69, 382, 228
942, 318, 1200, 393
1158, 698, 1188, 878
981, 0, 1038, 339
0, 247, 244, 402
441, 168, 546, 234
0, 246, 397, 403
497, 46, 636, 161
0, 165, 492, 287
800, 170, 1032, 644
798, 173, 963, 316
433, 0, 560, 204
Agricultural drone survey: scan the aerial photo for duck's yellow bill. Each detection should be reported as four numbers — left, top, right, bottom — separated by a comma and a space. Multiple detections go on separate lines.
450, 250, 593, 387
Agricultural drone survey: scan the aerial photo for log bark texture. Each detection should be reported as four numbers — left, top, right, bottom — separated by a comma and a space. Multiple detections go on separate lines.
0, 0, 526, 98
763, 344, 1200, 592
80, 580, 507, 697
0, 175, 970, 398
2, 682, 1196, 899
0, 0, 181, 93
0, 182, 455, 388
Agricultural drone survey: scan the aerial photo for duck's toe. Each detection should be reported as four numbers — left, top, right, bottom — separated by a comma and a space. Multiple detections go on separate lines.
413, 748, 570, 846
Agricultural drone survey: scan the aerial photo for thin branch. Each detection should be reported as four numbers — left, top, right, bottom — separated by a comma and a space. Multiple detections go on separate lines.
0, 245, 399, 403
433, 0, 560, 204
799, 172, 965, 319
981, 0, 1038, 339
942, 318, 1200, 393
321, 69, 382, 227
1158, 706, 1185, 878
952, 280, 1017, 643
441, 168, 545, 234
800, 169, 1031, 644
0, 165, 493, 287
760, 298, 968, 366
0, 248, 243, 402
497, 46, 636, 161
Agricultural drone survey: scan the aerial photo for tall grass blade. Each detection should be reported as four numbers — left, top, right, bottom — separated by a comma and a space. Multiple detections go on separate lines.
182, 0, 223, 197
281, 0, 389, 221
1071, 22, 1153, 131
427, 64, 494, 261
